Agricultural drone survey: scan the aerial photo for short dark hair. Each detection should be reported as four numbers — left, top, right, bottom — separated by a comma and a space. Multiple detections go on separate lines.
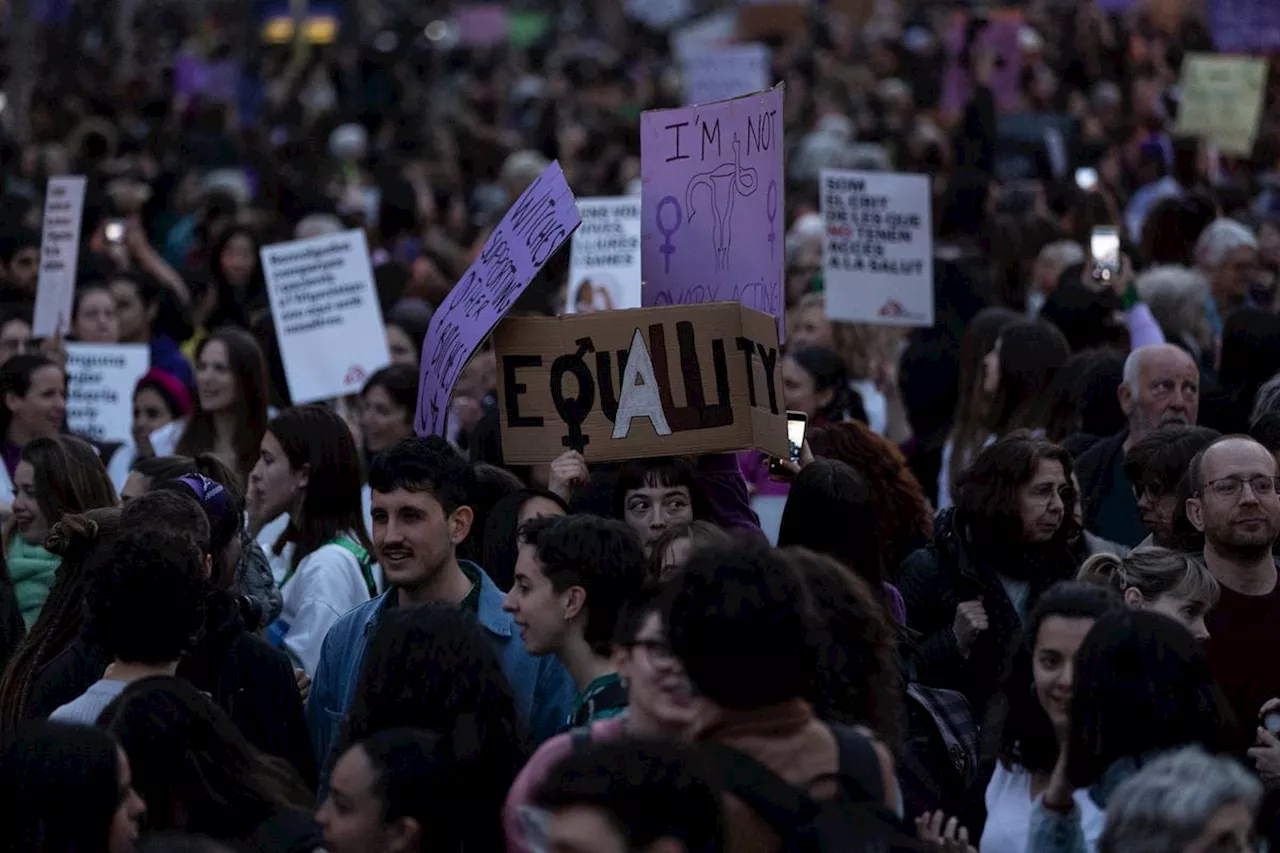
86, 528, 206, 664
519, 514, 647, 656
1250, 412, 1280, 454
666, 541, 815, 708
611, 457, 706, 521
533, 739, 724, 853
995, 582, 1121, 775
368, 436, 475, 515
361, 365, 419, 417
1066, 609, 1236, 788
777, 458, 884, 589
1123, 426, 1221, 497
121, 489, 212, 554
955, 430, 1076, 547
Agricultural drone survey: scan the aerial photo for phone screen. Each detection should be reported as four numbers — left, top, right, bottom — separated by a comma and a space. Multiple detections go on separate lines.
1090, 227, 1120, 281
104, 220, 125, 243
786, 412, 807, 464
1074, 167, 1098, 191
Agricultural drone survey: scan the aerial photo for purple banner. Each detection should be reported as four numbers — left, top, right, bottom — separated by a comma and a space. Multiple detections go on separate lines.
941, 9, 1025, 116
640, 84, 785, 336
1209, 0, 1280, 54
414, 161, 581, 437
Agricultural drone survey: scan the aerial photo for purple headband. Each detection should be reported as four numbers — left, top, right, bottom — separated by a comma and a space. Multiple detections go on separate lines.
175, 473, 236, 534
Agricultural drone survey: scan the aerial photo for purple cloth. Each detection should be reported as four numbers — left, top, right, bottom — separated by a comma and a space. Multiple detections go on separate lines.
882, 582, 907, 627
1125, 303, 1166, 350
738, 450, 791, 497
1209, 0, 1280, 54
697, 453, 766, 542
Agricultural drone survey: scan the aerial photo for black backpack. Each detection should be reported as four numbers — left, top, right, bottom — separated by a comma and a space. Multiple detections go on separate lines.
703, 725, 925, 853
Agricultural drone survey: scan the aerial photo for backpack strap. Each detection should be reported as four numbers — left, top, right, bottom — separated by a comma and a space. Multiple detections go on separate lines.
329, 536, 378, 598
702, 740, 819, 835
830, 724, 885, 806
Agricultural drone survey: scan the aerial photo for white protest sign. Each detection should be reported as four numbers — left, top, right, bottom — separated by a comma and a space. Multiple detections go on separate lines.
682, 42, 771, 105
33, 176, 88, 337
671, 10, 737, 59
260, 229, 391, 404
821, 169, 934, 327
567, 197, 643, 313
625, 0, 693, 30
65, 343, 150, 443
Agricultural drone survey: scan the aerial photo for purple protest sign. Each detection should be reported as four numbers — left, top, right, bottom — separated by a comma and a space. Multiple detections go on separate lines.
640, 84, 785, 337
941, 9, 1025, 117
414, 161, 580, 437
1209, 0, 1280, 54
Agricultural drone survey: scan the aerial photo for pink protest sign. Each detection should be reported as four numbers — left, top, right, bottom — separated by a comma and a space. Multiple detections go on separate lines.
941, 9, 1025, 119
414, 161, 581, 437
640, 84, 785, 337
456, 4, 510, 47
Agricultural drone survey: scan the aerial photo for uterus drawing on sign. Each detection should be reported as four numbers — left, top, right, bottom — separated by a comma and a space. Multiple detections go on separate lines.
685, 135, 759, 272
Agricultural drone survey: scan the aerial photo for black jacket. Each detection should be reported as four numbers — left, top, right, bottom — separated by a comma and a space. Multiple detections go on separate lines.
1073, 430, 1127, 534
897, 510, 1074, 713
26, 592, 315, 785
0, 577, 24, 672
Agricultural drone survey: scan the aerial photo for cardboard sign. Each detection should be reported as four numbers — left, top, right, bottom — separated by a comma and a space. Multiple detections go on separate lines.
65, 343, 150, 443
736, 1, 807, 41
821, 169, 934, 327
568, 197, 643, 313
495, 302, 786, 463
1174, 55, 1268, 157
32, 175, 87, 338
682, 43, 772, 106
415, 161, 581, 437
261, 229, 391, 404
640, 85, 785, 337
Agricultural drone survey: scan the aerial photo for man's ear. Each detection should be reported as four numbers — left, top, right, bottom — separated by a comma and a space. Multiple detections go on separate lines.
564, 584, 587, 623
1117, 381, 1134, 417
386, 816, 421, 853
1186, 496, 1206, 533
1123, 586, 1146, 609
449, 505, 474, 545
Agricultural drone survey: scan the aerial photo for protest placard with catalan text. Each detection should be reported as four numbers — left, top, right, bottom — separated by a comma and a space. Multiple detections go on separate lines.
568, 197, 643, 313
415, 161, 581, 437
682, 43, 771, 106
260, 229, 391, 404
821, 169, 934, 327
65, 343, 150, 443
495, 302, 786, 463
640, 84, 785, 339
33, 175, 87, 338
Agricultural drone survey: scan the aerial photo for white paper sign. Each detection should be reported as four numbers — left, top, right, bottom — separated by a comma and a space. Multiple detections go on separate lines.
671, 10, 738, 60
33, 175, 88, 337
625, 0, 693, 30
682, 43, 771, 105
65, 343, 150, 443
821, 169, 934, 327
567, 197, 643, 313
260, 229, 391, 404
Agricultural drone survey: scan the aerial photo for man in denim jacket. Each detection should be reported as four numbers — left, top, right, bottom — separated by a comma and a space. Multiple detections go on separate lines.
306, 437, 574, 786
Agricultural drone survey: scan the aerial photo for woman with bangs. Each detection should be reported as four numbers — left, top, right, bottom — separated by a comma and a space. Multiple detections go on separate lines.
1079, 547, 1219, 640
612, 457, 711, 557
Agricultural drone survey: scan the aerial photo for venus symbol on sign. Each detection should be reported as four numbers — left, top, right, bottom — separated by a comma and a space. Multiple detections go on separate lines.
766, 180, 778, 260
656, 196, 682, 273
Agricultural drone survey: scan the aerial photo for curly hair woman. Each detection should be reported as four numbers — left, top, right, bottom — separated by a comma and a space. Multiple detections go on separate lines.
808, 420, 934, 575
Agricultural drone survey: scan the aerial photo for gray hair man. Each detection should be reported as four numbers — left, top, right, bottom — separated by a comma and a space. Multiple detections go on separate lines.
1196, 218, 1259, 338
1075, 344, 1200, 547
1099, 746, 1262, 853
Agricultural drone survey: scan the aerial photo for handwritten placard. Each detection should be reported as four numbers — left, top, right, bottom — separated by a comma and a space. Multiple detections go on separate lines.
1174, 54, 1268, 157
682, 43, 771, 105
640, 84, 785, 338
568, 197, 643, 313
260, 229, 391, 404
414, 161, 581, 437
495, 302, 786, 463
65, 343, 150, 442
32, 175, 87, 338
821, 169, 934, 327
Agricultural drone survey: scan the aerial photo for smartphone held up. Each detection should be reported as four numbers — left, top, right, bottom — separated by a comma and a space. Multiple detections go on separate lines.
1090, 226, 1120, 284
768, 411, 808, 480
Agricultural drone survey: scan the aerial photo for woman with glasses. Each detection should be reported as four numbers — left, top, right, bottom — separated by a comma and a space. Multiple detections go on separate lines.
899, 431, 1081, 715
503, 585, 697, 853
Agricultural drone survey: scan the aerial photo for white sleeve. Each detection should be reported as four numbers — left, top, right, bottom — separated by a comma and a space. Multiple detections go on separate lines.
148, 420, 184, 458
108, 444, 135, 496
282, 547, 371, 677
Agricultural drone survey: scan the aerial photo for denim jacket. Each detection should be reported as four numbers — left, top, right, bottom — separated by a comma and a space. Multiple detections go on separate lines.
305, 563, 575, 789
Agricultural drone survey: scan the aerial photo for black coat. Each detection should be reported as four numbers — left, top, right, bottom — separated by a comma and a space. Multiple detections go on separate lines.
26, 592, 315, 786
897, 509, 1075, 713
1073, 430, 1127, 534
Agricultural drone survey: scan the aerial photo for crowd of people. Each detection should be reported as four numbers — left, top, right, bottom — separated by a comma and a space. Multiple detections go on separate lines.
0, 0, 1278, 851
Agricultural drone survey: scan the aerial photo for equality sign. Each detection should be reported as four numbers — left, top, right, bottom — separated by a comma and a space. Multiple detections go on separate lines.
567, 197, 643, 313
260, 229, 391, 404
495, 302, 786, 463
640, 84, 785, 338
821, 169, 934, 327
415, 161, 581, 437
33, 175, 87, 338
682, 43, 771, 105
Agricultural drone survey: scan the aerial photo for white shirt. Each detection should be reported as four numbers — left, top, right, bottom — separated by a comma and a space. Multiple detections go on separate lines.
981, 762, 1104, 853
266, 534, 371, 677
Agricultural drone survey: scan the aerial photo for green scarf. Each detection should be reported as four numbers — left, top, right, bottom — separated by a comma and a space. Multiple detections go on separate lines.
8, 537, 61, 629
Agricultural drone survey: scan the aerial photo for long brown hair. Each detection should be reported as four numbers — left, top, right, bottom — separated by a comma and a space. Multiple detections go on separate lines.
6, 436, 118, 547
0, 508, 121, 738
176, 328, 270, 477
946, 307, 1020, 500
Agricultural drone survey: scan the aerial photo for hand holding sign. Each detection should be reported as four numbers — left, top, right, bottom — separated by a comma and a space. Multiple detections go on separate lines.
548, 450, 590, 502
